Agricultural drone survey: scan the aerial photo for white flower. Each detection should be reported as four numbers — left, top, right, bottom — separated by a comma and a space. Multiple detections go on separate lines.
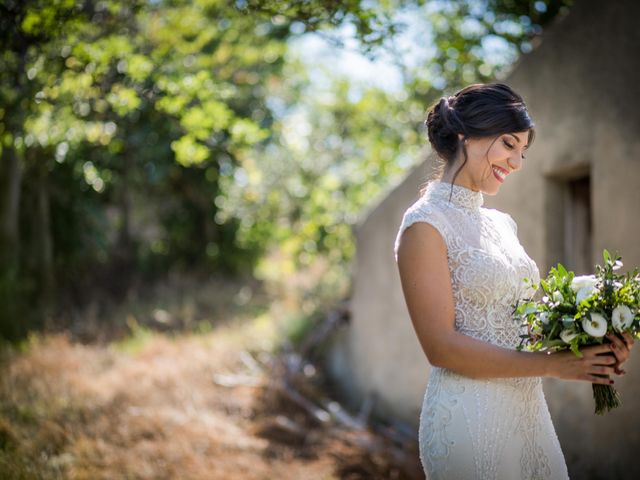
582, 312, 608, 338
560, 329, 578, 343
612, 305, 634, 332
552, 291, 564, 303
539, 311, 550, 325
570, 274, 598, 292
575, 285, 597, 305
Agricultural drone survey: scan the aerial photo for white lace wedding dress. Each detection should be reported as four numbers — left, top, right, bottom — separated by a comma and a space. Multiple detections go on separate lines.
394, 179, 570, 480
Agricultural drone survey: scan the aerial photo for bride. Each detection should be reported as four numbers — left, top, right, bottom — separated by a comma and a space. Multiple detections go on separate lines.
394, 83, 634, 479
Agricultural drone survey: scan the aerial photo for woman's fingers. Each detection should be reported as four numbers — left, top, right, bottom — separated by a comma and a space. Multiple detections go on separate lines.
607, 332, 627, 351
589, 365, 617, 377
593, 354, 617, 366
588, 375, 614, 385
617, 332, 635, 375
588, 343, 615, 355
606, 333, 629, 365
579, 342, 629, 379
622, 332, 635, 348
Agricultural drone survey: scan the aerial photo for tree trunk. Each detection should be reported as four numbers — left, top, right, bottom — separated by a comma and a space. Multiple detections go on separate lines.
0, 147, 23, 275
36, 155, 55, 320
108, 152, 135, 300
0, 146, 24, 339
118, 152, 133, 253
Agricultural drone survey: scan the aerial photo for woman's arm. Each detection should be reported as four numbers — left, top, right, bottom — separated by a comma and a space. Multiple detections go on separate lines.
396, 221, 617, 382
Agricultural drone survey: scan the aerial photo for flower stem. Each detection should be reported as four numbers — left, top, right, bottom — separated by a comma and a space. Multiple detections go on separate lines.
592, 383, 622, 415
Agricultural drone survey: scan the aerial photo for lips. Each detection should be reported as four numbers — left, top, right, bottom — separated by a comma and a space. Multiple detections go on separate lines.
492, 166, 508, 183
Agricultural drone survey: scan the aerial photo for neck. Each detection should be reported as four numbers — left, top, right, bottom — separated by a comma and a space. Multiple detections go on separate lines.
440, 169, 480, 192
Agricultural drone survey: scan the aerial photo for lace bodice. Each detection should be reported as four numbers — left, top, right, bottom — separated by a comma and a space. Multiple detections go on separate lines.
394, 180, 568, 479
394, 179, 541, 348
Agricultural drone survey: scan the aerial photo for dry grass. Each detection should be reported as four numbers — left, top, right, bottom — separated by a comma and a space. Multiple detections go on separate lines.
0, 273, 420, 479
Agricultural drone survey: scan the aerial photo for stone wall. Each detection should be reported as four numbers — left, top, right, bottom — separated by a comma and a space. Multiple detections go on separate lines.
323, 0, 640, 477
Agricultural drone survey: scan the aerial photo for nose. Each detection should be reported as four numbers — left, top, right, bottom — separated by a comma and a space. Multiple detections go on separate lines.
508, 154, 522, 172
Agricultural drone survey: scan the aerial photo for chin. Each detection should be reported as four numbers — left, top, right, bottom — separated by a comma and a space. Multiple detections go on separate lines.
482, 182, 500, 195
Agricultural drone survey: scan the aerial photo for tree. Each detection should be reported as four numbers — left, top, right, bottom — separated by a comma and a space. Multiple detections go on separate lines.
0, 0, 575, 340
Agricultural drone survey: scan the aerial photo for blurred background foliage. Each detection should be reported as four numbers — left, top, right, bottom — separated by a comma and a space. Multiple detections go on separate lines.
0, 0, 573, 342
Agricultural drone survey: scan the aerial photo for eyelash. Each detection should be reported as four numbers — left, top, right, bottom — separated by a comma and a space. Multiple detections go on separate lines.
504, 140, 527, 159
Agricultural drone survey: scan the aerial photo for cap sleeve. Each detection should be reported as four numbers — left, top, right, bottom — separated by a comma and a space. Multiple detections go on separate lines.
394, 202, 449, 262
501, 211, 518, 236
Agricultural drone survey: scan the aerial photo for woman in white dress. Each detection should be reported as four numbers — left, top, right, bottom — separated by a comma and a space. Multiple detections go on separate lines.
394, 83, 635, 479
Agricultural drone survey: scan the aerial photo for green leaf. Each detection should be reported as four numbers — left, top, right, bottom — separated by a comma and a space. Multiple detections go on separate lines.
171, 135, 209, 166
541, 339, 566, 349
570, 342, 583, 358
557, 263, 569, 278
540, 278, 550, 293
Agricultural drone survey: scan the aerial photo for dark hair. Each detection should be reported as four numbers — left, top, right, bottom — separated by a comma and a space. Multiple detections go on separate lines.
421, 82, 535, 198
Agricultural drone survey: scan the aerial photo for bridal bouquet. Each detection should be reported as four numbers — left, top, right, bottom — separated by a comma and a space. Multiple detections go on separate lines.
512, 250, 640, 415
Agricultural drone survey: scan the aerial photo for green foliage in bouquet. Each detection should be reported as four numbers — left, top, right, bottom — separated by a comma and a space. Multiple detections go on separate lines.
512, 249, 640, 415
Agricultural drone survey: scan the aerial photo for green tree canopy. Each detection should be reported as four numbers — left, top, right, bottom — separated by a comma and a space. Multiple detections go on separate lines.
0, 0, 573, 340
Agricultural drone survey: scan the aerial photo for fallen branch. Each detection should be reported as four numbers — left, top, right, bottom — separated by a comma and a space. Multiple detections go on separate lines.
211, 301, 421, 478
272, 378, 332, 424
298, 299, 350, 359
212, 372, 264, 387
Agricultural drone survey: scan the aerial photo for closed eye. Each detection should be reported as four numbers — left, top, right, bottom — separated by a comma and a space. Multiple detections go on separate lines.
503, 140, 526, 159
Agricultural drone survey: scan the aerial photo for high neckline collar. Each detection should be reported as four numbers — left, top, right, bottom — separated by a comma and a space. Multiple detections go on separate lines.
424, 179, 484, 210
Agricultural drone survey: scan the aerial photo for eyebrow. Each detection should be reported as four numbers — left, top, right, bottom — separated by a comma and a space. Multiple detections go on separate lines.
507, 133, 529, 149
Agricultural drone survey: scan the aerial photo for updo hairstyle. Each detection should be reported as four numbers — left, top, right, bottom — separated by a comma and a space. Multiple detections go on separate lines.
421, 82, 535, 197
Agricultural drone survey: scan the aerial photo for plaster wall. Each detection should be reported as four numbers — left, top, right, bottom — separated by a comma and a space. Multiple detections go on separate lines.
324, 0, 640, 477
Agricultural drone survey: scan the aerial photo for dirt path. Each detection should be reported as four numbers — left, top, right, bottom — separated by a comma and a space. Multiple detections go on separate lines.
0, 314, 422, 479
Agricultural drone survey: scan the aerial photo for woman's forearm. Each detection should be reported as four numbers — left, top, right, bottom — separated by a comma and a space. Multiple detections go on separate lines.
430, 330, 554, 379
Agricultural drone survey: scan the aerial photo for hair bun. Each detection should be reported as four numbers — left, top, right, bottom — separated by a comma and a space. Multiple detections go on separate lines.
425, 95, 466, 161
441, 95, 467, 134
418, 83, 535, 197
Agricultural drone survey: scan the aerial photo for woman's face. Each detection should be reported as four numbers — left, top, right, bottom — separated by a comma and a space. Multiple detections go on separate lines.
446, 130, 530, 195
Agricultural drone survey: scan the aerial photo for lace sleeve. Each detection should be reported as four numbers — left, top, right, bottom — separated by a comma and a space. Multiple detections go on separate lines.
394, 202, 449, 263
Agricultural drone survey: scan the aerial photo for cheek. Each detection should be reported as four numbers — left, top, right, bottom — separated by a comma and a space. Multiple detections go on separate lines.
489, 142, 508, 159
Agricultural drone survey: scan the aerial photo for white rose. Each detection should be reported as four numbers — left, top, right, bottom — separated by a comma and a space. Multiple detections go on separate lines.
539, 311, 550, 325
570, 274, 598, 292
575, 285, 597, 305
582, 312, 608, 338
560, 329, 578, 344
612, 305, 634, 332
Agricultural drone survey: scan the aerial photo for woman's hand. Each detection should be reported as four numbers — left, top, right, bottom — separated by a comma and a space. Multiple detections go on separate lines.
549, 343, 618, 385
606, 331, 635, 375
